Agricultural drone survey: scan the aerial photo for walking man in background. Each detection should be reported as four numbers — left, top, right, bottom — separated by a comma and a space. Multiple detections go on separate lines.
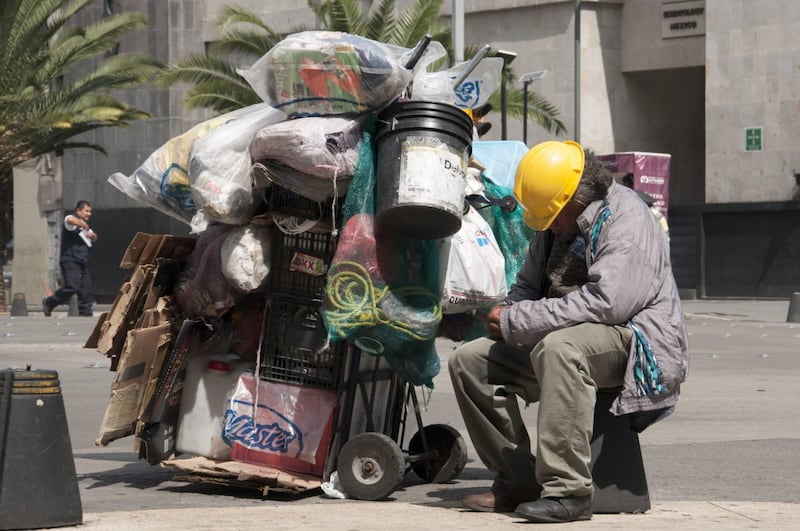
43, 200, 97, 317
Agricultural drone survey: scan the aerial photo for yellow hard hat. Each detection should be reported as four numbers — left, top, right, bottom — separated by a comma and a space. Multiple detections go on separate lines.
513, 141, 585, 230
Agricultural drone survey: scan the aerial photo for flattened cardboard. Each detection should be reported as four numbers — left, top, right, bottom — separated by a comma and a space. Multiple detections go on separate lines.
119, 232, 153, 269
139, 319, 196, 424
162, 456, 322, 495
137, 297, 172, 330
119, 233, 195, 269
96, 266, 155, 364
84, 311, 109, 349
96, 323, 172, 446
137, 326, 176, 422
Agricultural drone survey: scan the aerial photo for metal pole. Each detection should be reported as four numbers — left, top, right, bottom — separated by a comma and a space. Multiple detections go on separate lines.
452, 0, 464, 63
501, 75, 508, 140
519, 70, 545, 145
574, 0, 581, 143
522, 80, 530, 144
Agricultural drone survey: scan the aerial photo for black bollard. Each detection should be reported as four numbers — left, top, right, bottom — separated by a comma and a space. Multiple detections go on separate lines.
787, 292, 800, 323
0, 368, 83, 529
9, 292, 28, 317
67, 294, 80, 317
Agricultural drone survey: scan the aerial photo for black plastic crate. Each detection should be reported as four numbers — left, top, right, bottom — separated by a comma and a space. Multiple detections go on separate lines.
259, 296, 346, 390
270, 229, 337, 300
263, 183, 341, 224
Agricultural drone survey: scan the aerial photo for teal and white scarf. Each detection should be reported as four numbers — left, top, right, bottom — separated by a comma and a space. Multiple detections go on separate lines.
589, 202, 664, 396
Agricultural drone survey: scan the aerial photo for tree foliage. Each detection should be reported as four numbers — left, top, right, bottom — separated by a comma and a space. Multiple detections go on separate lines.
0, 0, 162, 309
157, 0, 565, 135
0, 0, 162, 175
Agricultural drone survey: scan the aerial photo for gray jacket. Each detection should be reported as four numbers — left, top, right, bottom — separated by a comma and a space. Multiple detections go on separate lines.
499, 182, 689, 416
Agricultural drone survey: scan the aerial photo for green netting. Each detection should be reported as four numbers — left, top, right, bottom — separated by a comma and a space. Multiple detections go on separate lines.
481, 177, 537, 288
321, 121, 441, 387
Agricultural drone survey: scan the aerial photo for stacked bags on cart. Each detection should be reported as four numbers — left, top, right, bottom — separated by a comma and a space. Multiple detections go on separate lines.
107, 30, 513, 392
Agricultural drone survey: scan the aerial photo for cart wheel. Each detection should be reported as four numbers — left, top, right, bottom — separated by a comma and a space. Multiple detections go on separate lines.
337, 432, 406, 501
408, 424, 468, 483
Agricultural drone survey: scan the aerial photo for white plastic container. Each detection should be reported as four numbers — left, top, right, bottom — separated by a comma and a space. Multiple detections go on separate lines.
176, 353, 251, 459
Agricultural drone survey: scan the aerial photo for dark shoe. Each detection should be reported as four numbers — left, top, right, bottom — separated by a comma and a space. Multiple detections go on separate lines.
515, 495, 592, 523
462, 490, 535, 513
42, 298, 52, 317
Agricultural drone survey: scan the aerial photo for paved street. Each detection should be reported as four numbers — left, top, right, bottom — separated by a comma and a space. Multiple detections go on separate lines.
1, 299, 799, 529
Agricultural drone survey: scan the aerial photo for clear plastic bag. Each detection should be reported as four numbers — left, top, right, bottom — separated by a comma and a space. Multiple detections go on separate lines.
107, 103, 285, 225
107, 110, 243, 224
238, 31, 413, 117
220, 223, 272, 293
189, 104, 286, 226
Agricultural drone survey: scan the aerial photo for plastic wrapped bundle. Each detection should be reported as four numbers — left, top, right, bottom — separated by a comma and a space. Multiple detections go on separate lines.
189, 104, 286, 228
250, 116, 362, 177
238, 31, 413, 117
107, 110, 243, 223
250, 115, 362, 202
220, 224, 272, 293
254, 162, 352, 204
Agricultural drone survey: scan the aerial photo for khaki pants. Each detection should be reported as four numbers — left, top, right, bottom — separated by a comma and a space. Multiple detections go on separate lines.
448, 323, 632, 498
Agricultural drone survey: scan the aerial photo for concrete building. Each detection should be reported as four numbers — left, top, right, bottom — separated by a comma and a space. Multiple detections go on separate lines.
10, 0, 800, 304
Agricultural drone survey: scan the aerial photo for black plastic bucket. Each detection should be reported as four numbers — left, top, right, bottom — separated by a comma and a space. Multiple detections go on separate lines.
375, 101, 473, 240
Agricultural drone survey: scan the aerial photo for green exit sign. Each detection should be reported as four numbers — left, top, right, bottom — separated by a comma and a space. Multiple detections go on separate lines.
745, 127, 762, 152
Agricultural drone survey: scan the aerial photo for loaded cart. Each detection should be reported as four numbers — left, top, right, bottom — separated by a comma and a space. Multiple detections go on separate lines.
92, 29, 514, 500
249, 180, 468, 500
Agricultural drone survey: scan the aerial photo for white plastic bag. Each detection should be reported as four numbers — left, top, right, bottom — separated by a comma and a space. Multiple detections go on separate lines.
189, 103, 286, 226
220, 224, 272, 293
439, 205, 507, 314
411, 57, 502, 111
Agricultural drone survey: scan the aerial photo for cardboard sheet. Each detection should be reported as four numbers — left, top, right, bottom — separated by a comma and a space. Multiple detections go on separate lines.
96, 323, 172, 446
162, 456, 322, 496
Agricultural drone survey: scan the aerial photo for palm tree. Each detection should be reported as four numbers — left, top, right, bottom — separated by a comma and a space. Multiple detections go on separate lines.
157, 0, 565, 135
0, 0, 163, 310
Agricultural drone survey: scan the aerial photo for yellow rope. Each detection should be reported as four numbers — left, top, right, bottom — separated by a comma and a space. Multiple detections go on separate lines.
324, 260, 442, 342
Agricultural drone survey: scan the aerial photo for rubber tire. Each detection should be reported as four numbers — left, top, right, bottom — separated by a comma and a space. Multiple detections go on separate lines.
408, 424, 468, 483
337, 432, 406, 500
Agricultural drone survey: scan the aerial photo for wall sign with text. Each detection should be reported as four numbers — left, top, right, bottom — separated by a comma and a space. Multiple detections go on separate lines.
662, 0, 706, 39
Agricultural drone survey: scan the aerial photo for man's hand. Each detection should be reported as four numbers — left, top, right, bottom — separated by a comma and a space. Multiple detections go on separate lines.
85, 228, 98, 241
486, 305, 506, 341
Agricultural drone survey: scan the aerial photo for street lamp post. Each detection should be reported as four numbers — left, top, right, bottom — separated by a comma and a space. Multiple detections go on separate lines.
495, 50, 518, 140
519, 70, 547, 145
